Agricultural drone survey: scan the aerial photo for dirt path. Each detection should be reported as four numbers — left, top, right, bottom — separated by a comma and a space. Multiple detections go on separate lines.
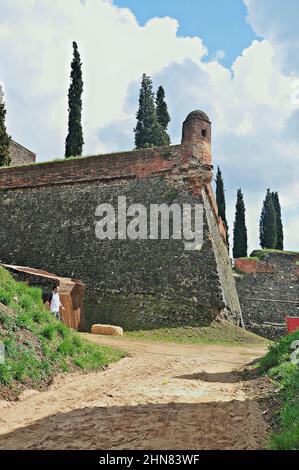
0, 336, 269, 450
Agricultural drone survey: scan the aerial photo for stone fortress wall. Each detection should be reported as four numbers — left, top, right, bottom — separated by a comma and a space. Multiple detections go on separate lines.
0, 110, 242, 330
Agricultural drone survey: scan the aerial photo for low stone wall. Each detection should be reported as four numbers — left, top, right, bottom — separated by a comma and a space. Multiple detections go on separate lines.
235, 253, 299, 339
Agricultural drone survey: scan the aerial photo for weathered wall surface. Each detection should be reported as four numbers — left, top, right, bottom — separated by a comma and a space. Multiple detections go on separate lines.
203, 189, 243, 326
0, 177, 228, 330
0, 110, 241, 331
235, 258, 274, 274
235, 253, 299, 339
9, 140, 36, 166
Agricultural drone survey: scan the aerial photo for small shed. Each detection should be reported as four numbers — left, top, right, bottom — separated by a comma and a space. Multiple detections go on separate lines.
0, 264, 86, 331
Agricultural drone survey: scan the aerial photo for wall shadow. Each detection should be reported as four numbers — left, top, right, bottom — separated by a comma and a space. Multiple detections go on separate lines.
0, 399, 269, 450
174, 369, 258, 384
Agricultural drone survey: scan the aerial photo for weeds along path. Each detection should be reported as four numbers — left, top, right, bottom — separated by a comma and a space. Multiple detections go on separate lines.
0, 336, 269, 450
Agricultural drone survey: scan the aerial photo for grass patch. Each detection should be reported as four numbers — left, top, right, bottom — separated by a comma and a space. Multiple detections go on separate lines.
250, 249, 299, 261
0, 267, 124, 399
122, 321, 268, 347
260, 329, 299, 450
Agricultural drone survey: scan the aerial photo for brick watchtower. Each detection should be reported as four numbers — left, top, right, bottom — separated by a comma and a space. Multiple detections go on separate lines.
180, 110, 213, 193
181, 110, 212, 166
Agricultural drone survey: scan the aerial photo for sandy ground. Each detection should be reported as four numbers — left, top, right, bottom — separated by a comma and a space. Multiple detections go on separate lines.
0, 336, 269, 450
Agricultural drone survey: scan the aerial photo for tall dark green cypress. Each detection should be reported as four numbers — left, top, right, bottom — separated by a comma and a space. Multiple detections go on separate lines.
260, 189, 277, 249
0, 87, 11, 167
233, 189, 248, 258
65, 42, 84, 158
134, 74, 170, 149
271, 191, 284, 250
215, 166, 229, 245
156, 86, 171, 140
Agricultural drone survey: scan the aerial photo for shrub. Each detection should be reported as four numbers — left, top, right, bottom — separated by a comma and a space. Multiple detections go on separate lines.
260, 329, 299, 372
41, 324, 57, 341
261, 330, 299, 450
57, 338, 76, 356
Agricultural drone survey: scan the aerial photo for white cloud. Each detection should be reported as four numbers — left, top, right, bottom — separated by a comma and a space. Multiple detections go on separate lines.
98, 37, 299, 251
211, 50, 226, 61
0, 0, 207, 158
244, 0, 299, 74
0, 0, 298, 251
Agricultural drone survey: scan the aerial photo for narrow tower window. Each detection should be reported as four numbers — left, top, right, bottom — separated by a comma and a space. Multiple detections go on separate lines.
202, 129, 207, 138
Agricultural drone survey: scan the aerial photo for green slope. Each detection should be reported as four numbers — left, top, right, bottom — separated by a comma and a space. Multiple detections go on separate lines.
260, 329, 299, 450
0, 266, 124, 400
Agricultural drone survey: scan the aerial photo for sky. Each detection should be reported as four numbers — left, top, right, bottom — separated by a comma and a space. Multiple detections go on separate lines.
0, 0, 298, 253
114, 0, 258, 67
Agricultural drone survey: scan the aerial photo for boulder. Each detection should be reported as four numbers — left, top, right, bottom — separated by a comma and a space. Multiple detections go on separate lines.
91, 324, 124, 336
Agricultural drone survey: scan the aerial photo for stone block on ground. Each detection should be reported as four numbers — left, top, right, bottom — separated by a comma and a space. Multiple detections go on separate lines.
91, 324, 124, 336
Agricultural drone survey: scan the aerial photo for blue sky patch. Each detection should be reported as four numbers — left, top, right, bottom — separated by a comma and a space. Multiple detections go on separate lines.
114, 0, 259, 67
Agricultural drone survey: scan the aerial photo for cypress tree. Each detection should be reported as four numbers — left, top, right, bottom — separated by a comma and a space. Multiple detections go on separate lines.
156, 86, 171, 136
134, 74, 169, 149
215, 166, 229, 245
0, 87, 11, 167
260, 189, 277, 249
271, 191, 284, 250
233, 189, 248, 258
65, 41, 84, 158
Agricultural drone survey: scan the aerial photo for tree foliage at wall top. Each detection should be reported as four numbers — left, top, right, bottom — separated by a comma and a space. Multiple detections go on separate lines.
0, 87, 11, 167
134, 74, 170, 149
260, 188, 277, 249
271, 191, 284, 250
215, 166, 229, 247
233, 189, 248, 258
65, 42, 84, 158
156, 85, 171, 139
